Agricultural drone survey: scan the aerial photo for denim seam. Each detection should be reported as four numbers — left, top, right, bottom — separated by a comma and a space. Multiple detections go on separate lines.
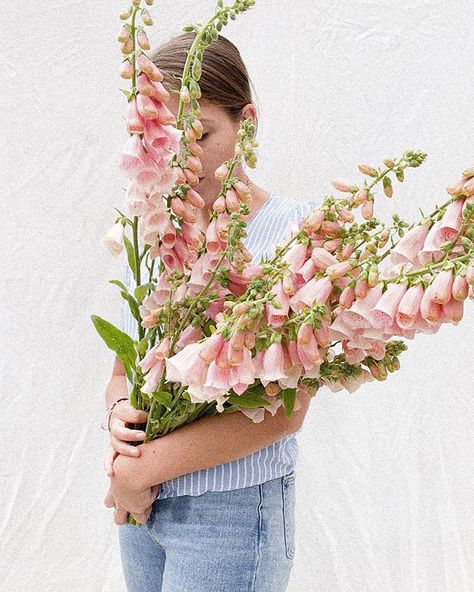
250, 483, 264, 592
145, 505, 167, 553
282, 477, 295, 559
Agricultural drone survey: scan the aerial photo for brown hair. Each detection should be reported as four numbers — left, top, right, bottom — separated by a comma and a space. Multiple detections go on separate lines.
148, 32, 259, 133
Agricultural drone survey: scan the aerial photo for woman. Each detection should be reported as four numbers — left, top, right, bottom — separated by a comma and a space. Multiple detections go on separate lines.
104, 32, 318, 592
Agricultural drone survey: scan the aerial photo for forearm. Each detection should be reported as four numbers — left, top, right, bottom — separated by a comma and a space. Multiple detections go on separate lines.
120, 392, 310, 489
105, 358, 128, 408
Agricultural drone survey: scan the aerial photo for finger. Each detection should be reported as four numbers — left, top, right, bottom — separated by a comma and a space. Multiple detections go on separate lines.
104, 445, 118, 476
132, 507, 151, 524
113, 402, 149, 424
111, 422, 147, 443
114, 506, 130, 526
104, 488, 116, 508
110, 434, 142, 457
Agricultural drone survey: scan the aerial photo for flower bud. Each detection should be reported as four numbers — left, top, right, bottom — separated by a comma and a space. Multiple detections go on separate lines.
462, 177, 474, 197
326, 261, 352, 280
331, 178, 357, 193
119, 8, 132, 20
305, 209, 325, 232
462, 166, 474, 179
446, 177, 468, 196
120, 59, 134, 79
137, 29, 150, 50
466, 264, 474, 286
118, 26, 130, 43
367, 264, 379, 287
383, 158, 395, 168
339, 285, 355, 308
452, 275, 469, 301
361, 199, 374, 220
338, 207, 354, 222
354, 277, 368, 299
214, 164, 228, 180
353, 188, 368, 205
121, 38, 134, 54
358, 164, 378, 177
340, 243, 354, 259
180, 86, 191, 103
321, 220, 343, 237
383, 176, 393, 198
141, 9, 153, 26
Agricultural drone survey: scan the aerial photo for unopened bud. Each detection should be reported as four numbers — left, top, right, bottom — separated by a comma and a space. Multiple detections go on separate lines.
119, 8, 132, 20
180, 86, 191, 103
358, 164, 378, 177
361, 199, 374, 220
141, 9, 153, 26
383, 176, 393, 198
331, 178, 357, 193
368, 264, 379, 287
120, 59, 134, 79
383, 158, 395, 168
118, 26, 130, 43
462, 166, 474, 179
214, 163, 229, 180
137, 29, 150, 50
466, 264, 474, 286
121, 38, 134, 54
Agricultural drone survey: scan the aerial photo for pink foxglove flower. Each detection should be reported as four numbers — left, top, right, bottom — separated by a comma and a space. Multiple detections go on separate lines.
370, 283, 408, 328
259, 342, 287, 383
390, 223, 430, 266
139, 337, 171, 394
101, 222, 124, 257
430, 269, 454, 304
435, 199, 464, 243
442, 297, 464, 324
418, 220, 444, 264
265, 281, 290, 327
289, 277, 333, 312
395, 283, 424, 329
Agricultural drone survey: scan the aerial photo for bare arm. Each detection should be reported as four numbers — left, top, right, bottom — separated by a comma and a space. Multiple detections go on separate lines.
113, 386, 311, 489
105, 356, 129, 407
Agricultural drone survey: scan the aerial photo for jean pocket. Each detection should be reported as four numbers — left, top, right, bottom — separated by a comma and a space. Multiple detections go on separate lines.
281, 472, 296, 559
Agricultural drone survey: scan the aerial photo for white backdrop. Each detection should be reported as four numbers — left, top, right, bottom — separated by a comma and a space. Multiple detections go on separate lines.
1, 1, 473, 590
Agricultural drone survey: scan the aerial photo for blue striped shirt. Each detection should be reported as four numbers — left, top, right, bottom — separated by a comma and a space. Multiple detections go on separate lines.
121, 192, 317, 498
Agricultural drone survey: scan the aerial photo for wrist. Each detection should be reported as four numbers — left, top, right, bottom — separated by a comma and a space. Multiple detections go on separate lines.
100, 397, 128, 431
113, 442, 158, 490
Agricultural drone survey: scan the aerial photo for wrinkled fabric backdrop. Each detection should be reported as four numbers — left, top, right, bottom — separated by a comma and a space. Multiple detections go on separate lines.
1, 1, 473, 590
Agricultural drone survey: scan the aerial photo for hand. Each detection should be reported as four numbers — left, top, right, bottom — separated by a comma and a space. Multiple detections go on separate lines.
105, 400, 149, 476
104, 481, 159, 525
106, 451, 160, 518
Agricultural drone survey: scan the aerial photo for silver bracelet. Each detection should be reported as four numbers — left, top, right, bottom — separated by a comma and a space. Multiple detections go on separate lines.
100, 397, 129, 431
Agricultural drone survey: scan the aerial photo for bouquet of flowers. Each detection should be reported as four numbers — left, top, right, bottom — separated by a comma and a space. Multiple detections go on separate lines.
92, 0, 474, 526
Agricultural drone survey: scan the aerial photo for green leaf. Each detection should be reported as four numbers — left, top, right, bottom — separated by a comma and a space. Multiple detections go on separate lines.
130, 383, 140, 408
151, 390, 173, 410
120, 290, 141, 323
109, 279, 128, 292
280, 388, 296, 419
123, 235, 136, 277
90, 315, 136, 374
227, 387, 270, 409
134, 282, 153, 301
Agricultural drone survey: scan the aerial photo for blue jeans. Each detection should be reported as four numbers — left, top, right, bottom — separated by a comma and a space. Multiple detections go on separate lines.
118, 470, 296, 592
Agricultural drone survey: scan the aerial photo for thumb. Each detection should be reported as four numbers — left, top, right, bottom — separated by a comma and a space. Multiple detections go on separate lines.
104, 487, 115, 509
